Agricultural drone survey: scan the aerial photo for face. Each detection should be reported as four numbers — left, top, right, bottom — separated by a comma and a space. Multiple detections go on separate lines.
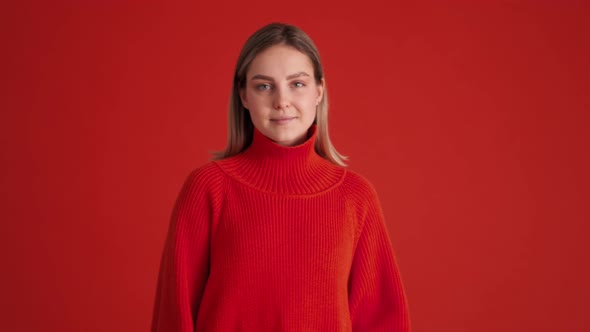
240, 44, 324, 146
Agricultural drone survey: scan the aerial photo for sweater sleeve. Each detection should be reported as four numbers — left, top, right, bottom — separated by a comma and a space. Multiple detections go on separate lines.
151, 165, 222, 332
348, 181, 411, 332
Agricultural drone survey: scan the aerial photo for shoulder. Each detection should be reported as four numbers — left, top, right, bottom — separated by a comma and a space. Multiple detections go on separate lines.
340, 169, 386, 218
176, 161, 228, 201
340, 169, 381, 203
183, 161, 225, 185
168, 162, 228, 227
340, 170, 387, 240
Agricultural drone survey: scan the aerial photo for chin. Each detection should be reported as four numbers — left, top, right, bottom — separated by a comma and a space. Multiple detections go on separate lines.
266, 130, 303, 146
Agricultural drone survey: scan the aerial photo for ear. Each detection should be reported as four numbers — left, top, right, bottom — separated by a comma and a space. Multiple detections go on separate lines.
316, 78, 325, 105
240, 88, 249, 109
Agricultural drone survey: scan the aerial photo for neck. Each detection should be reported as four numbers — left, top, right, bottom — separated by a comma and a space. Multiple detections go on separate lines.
215, 124, 345, 195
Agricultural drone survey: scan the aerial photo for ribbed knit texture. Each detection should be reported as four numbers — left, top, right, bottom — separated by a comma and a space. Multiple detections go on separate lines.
151, 124, 410, 331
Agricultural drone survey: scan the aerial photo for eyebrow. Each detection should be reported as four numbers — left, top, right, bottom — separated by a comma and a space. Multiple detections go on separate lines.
250, 71, 310, 81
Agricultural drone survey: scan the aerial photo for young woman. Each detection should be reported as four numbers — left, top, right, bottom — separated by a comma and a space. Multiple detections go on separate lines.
151, 22, 410, 331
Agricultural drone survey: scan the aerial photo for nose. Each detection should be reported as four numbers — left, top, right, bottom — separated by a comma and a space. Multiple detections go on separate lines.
273, 86, 290, 110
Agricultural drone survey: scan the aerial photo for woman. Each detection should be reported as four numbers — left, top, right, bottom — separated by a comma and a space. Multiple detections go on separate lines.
151, 22, 410, 331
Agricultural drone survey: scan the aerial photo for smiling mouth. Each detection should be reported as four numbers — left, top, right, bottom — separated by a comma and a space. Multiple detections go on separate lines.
271, 117, 297, 124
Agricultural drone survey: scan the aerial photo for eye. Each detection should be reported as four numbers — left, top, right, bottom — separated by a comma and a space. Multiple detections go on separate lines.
256, 83, 271, 91
293, 81, 305, 88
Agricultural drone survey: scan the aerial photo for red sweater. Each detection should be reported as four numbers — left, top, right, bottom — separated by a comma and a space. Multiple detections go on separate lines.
151, 124, 410, 331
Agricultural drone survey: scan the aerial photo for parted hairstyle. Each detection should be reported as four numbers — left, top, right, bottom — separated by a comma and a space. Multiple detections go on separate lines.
212, 22, 347, 166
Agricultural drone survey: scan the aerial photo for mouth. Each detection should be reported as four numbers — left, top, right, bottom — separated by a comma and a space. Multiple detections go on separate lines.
270, 117, 297, 125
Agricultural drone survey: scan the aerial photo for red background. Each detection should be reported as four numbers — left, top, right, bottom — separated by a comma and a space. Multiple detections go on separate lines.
1, 1, 589, 331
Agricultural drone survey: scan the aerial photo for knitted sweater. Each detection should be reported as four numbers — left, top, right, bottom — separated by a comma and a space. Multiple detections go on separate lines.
151, 124, 410, 331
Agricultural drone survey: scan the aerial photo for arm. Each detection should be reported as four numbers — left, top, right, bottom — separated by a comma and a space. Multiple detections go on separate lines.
348, 182, 411, 332
151, 165, 222, 331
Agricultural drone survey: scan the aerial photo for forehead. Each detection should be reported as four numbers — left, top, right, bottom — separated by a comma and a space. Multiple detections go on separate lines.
247, 44, 314, 78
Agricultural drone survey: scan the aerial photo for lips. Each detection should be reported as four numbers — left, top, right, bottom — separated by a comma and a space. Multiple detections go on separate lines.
270, 116, 296, 124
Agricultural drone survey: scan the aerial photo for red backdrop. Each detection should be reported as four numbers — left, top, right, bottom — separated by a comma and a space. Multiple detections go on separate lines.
1, 1, 589, 331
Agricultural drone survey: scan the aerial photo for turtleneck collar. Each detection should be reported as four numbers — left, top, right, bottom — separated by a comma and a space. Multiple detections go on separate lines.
214, 124, 345, 195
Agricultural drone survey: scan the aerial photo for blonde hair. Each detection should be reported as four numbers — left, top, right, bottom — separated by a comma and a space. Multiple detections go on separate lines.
212, 22, 347, 166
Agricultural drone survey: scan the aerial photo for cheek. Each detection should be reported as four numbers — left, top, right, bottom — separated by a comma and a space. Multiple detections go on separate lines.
300, 94, 319, 109
245, 95, 269, 120
247, 91, 271, 107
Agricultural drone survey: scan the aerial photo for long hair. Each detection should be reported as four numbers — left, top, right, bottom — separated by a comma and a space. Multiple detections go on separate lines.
212, 22, 347, 166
